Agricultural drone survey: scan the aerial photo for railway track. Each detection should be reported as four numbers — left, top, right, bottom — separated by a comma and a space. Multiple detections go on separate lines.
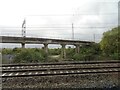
2, 60, 120, 78
2, 60, 120, 70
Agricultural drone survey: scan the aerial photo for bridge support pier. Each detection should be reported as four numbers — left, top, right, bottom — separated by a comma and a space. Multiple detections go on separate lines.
44, 43, 48, 60
75, 44, 80, 53
61, 44, 66, 59
21, 43, 25, 48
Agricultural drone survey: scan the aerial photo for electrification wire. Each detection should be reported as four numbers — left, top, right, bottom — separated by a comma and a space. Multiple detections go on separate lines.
0, 26, 117, 29
26, 13, 118, 17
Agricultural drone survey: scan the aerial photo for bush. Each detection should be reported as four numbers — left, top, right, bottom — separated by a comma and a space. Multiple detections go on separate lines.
110, 53, 120, 60
66, 48, 74, 59
49, 48, 61, 55
13, 48, 46, 63
2, 48, 13, 54
72, 53, 84, 61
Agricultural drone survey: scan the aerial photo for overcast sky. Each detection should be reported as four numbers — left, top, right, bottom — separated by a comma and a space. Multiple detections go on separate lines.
0, 0, 119, 48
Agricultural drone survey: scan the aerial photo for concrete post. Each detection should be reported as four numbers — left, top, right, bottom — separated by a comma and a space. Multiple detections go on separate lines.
61, 44, 66, 59
75, 44, 80, 53
44, 43, 48, 55
21, 43, 25, 48
44, 43, 48, 60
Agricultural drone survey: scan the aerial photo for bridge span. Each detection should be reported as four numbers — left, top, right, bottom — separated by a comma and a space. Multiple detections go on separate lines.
1, 36, 94, 58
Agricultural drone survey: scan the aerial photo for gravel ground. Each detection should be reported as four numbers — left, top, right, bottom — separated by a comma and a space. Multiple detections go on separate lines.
2, 72, 120, 89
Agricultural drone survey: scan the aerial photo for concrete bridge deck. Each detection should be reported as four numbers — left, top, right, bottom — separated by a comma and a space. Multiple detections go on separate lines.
1, 36, 93, 45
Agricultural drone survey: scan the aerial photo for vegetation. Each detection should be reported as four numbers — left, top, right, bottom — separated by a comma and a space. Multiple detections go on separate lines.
100, 26, 120, 59
49, 48, 61, 55
2, 48, 46, 63
2, 26, 119, 63
71, 44, 102, 61
13, 48, 46, 63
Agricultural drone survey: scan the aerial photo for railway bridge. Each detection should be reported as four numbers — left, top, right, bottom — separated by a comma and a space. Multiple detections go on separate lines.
1, 36, 94, 58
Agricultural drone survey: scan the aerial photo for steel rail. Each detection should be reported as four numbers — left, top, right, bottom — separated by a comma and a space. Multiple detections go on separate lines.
2, 66, 120, 73
2, 60, 120, 67
2, 68, 120, 78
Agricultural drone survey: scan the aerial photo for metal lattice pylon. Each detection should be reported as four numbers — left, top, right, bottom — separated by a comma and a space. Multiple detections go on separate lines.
22, 19, 26, 37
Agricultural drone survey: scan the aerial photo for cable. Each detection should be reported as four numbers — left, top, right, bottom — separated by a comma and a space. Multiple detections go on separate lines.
26, 13, 118, 17
0, 26, 117, 29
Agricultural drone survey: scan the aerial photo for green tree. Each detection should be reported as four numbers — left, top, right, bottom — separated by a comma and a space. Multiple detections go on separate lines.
100, 26, 120, 59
